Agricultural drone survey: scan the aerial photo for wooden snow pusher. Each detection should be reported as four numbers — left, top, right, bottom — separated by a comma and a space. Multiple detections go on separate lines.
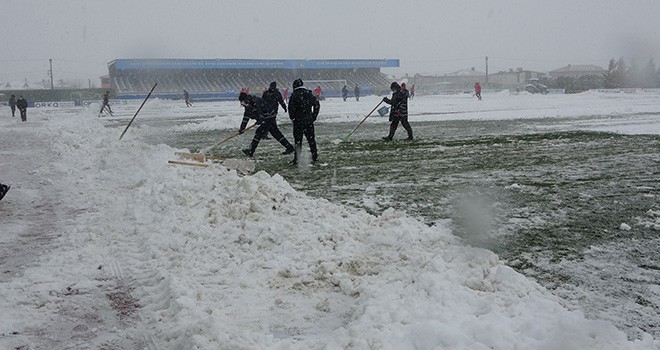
173, 123, 258, 163
168, 123, 258, 174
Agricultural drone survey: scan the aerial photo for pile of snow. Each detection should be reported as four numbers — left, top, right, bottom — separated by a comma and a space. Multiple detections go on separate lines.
0, 106, 658, 349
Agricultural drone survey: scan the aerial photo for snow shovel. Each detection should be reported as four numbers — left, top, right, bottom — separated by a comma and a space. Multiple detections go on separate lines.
175, 122, 258, 162
341, 100, 384, 142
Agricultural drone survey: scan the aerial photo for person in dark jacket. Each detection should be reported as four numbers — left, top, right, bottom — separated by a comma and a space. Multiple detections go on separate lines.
401, 83, 409, 98
9, 94, 16, 117
16, 95, 28, 122
0, 183, 10, 202
238, 92, 295, 157
382, 82, 413, 141
262, 82, 287, 117
261, 82, 287, 140
341, 85, 348, 101
288, 79, 320, 164
99, 91, 113, 116
183, 90, 192, 106
354, 84, 360, 101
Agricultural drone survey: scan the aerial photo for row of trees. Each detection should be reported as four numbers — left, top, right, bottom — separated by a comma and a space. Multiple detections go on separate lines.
542, 58, 660, 93
602, 57, 659, 88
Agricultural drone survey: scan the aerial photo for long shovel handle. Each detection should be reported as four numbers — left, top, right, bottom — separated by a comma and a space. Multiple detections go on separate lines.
119, 83, 158, 140
344, 100, 384, 139
200, 122, 257, 155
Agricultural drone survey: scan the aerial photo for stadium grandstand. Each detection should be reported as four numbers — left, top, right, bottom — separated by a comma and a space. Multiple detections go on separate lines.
107, 59, 398, 100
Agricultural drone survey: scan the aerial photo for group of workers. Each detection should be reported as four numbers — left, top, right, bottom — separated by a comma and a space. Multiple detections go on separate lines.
236, 79, 413, 165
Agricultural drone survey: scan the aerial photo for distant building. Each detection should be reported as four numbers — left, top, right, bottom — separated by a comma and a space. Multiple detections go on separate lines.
1, 79, 47, 90
100, 75, 111, 89
411, 67, 486, 93
488, 68, 546, 89
549, 64, 605, 79
107, 58, 397, 100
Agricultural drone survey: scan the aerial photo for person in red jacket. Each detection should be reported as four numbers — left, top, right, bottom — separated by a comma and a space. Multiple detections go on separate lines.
313, 85, 323, 100
474, 82, 482, 101
410, 84, 415, 99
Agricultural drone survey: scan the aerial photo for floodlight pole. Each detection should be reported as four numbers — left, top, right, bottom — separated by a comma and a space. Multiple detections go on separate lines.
485, 56, 489, 85
49, 59, 54, 90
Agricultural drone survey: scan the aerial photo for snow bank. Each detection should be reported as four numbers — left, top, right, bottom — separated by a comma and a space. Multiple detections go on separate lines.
17, 111, 653, 349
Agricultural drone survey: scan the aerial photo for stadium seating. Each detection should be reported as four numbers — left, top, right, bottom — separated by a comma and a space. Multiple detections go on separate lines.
108, 60, 395, 100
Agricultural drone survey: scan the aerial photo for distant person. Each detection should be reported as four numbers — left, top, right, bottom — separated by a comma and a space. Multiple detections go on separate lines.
0, 183, 9, 202
283, 86, 289, 102
382, 82, 412, 141
354, 84, 360, 101
16, 95, 28, 122
401, 83, 410, 99
474, 82, 482, 101
313, 85, 324, 101
8, 94, 16, 117
410, 84, 415, 99
238, 92, 295, 157
288, 79, 320, 165
183, 89, 192, 107
99, 91, 113, 116
341, 85, 348, 101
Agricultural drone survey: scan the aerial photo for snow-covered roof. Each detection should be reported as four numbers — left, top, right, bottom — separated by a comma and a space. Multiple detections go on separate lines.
550, 64, 605, 73
1, 80, 47, 90
445, 68, 486, 76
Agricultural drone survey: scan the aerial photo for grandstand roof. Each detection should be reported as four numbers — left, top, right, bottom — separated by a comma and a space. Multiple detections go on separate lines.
109, 59, 399, 71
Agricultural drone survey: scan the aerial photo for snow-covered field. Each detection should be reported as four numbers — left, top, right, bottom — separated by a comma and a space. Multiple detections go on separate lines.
0, 91, 659, 349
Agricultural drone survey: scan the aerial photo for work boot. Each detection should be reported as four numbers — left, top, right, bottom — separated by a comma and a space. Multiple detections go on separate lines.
382, 136, 392, 141
281, 147, 295, 155
405, 136, 414, 141
242, 148, 253, 157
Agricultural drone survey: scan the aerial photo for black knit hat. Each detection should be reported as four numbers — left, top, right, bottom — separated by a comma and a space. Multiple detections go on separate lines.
269, 81, 277, 89
390, 82, 400, 90
293, 79, 304, 89
239, 92, 248, 101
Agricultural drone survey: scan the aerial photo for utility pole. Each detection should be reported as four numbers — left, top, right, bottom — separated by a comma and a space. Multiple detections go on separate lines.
49, 59, 54, 90
485, 56, 489, 85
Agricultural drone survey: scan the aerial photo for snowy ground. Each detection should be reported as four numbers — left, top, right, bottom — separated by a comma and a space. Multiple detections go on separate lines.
0, 91, 659, 349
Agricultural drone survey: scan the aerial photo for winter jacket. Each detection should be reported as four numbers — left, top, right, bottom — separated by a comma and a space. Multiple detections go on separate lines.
383, 89, 408, 120
9, 95, 16, 107
262, 87, 287, 117
288, 86, 320, 124
16, 98, 28, 110
239, 95, 271, 131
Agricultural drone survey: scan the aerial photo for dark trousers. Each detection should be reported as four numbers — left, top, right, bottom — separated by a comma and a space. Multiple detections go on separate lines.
19, 108, 27, 121
387, 116, 413, 139
10, 105, 15, 117
100, 103, 113, 115
293, 121, 318, 161
248, 117, 293, 154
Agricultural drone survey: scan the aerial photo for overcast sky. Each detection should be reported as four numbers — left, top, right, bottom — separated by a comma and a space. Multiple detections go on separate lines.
1, 0, 659, 85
